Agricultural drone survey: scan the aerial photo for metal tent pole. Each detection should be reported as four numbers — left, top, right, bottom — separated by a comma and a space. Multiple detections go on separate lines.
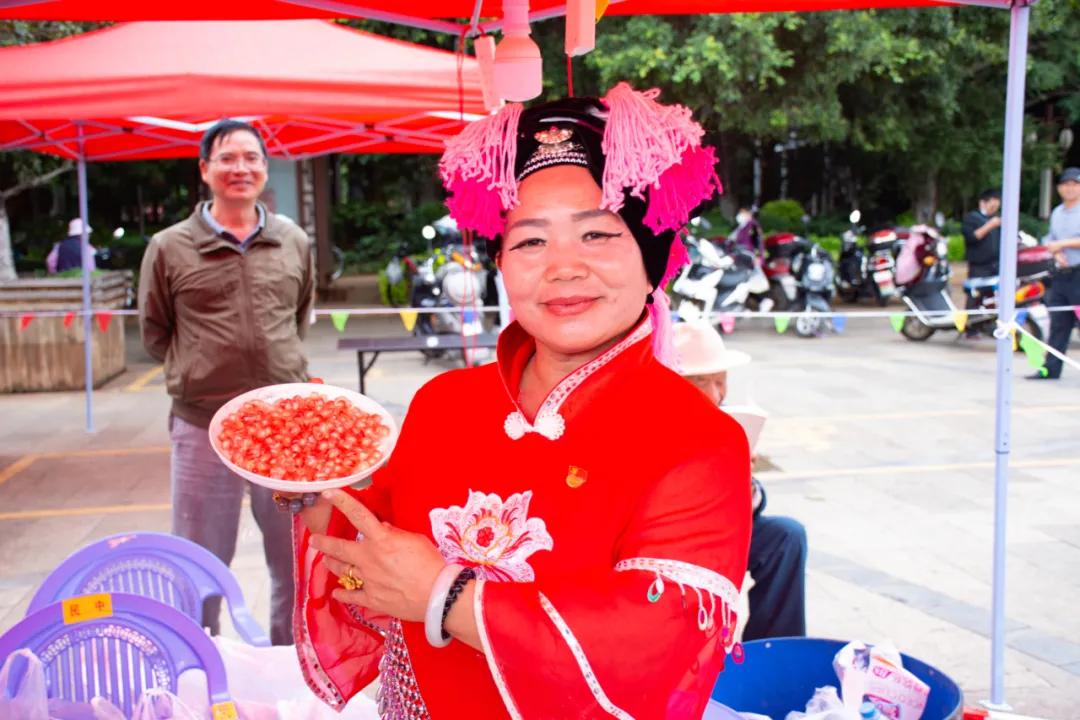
986, 0, 1032, 708
76, 122, 95, 433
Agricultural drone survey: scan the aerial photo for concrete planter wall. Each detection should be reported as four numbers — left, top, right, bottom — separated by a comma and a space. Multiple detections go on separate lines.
0, 271, 132, 392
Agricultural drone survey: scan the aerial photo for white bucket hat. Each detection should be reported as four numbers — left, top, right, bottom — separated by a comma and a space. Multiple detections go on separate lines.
673, 322, 752, 376
68, 218, 92, 237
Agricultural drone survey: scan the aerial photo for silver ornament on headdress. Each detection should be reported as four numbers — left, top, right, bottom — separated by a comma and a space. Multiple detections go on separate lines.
517, 124, 591, 181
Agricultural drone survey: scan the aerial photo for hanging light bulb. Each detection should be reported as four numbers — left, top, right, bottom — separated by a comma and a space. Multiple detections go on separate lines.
495, 0, 542, 102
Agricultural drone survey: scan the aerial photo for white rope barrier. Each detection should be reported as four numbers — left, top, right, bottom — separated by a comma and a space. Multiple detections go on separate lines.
999, 312, 1080, 372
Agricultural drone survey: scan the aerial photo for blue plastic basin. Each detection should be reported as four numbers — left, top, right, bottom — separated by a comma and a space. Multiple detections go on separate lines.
710, 638, 963, 720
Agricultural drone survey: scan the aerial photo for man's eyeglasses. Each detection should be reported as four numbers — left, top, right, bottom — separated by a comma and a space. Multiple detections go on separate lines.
210, 153, 267, 170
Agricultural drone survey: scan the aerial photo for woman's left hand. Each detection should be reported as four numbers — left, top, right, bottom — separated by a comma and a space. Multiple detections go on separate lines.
310, 489, 446, 623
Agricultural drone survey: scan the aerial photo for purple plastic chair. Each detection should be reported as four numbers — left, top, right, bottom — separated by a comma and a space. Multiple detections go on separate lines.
27, 532, 270, 647
0, 593, 235, 718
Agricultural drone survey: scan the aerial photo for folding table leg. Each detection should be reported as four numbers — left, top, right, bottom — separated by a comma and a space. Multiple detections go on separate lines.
357, 352, 365, 394
358, 351, 381, 395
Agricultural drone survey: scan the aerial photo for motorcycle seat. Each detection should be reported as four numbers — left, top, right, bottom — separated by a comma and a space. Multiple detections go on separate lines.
963, 276, 999, 291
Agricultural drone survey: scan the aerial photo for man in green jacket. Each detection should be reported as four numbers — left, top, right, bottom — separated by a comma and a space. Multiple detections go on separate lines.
139, 119, 315, 644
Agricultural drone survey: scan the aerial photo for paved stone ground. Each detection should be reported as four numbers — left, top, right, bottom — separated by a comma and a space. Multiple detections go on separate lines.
0, 304, 1077, 717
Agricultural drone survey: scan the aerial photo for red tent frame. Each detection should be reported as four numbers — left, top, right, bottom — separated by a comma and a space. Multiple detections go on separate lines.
0, 20, 486, 160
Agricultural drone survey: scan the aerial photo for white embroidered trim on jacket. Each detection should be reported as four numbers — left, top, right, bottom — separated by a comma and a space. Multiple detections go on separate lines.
538, 592, 635, 720
474, 578, 524, 720
503, 320, 651, 441
614, 557, 739, 633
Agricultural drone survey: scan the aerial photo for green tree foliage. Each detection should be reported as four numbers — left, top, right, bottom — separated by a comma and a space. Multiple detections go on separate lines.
759, 199, 807, 232
584, 7, 1079, 220
3, 8, 1080, 273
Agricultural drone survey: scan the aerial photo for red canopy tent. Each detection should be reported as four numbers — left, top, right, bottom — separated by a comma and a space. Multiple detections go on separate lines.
0, 0, 968, 24
0, 19, 485, 442
0, 20, 487, 160
0, 0, 1032, 709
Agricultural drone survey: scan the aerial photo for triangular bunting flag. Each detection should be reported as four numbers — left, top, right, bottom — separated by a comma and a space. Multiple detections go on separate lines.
1074, 306, 1080, 322
1015, 309, 1028, 328
774, 314, 790, 334
19, 313, 34, 331
96, 311, 113, 333
596, 0, 611, 20
953, 312, 968, 333
719, 313, 736, 334
330, 311, 349, 333
1018, 333, 1045, 369
832, 315, 846, 333
400, 311, 418, 333
63, 311, 76, 329
889, 314, 905, 333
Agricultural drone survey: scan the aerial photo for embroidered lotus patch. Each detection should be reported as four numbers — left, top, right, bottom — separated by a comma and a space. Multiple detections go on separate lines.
429, 490, 553, 582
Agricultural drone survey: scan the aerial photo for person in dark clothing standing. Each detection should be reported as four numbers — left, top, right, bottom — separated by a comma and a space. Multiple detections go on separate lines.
960, 189, 1002, 338
961, 188, 1003, 279
1029, 167, 1080, 380
139, 119, 314, 644
46, 218, 96, 274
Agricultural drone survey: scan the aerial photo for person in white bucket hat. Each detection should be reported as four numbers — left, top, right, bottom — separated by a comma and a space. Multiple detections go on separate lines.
674, 321, 807, 641
46, 218, 96, 274
673, 321, 752, 406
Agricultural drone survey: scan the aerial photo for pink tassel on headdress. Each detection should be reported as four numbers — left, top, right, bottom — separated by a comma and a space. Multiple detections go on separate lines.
439, 103, 524, 236
661, 231, 691, 289
643, 146, 723, 235
600, 83, 705, 215
445, 177, 507, 240
648, 289, 678, 370
649, 236, 691, 369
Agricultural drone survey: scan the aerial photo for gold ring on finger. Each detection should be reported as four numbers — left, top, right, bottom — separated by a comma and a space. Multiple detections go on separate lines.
337, 565, 363, 591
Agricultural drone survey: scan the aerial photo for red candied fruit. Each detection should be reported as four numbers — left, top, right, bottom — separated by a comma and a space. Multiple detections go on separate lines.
218, 394, 389, 481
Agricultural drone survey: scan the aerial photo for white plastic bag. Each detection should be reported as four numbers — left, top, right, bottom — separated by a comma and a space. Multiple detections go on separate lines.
0, 650, 124, 720
131, 688, 202, 720
185, 637, 378, 720
0, 649, 50, 720
89, 697, 127, 720
210, 637, 313, 705
783, 685, 860, 720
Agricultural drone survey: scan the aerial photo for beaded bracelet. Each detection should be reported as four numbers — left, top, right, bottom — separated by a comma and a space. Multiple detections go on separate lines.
272, 492, 318, 514
439, 567, 477, 641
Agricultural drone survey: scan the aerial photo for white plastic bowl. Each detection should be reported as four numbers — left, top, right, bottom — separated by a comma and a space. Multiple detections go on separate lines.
208, 382, 399, 492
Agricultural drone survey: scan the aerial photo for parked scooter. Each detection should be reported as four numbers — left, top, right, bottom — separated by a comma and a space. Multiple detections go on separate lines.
671, 218, 772, 330
409, 217, 492, 365
835, 210, 897, 306
897, 225, 1051, 343
789, 240, 837, 337
762, 232, 809, 311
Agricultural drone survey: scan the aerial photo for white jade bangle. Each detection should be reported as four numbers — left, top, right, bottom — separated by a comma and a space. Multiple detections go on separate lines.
425, 563, 463, 648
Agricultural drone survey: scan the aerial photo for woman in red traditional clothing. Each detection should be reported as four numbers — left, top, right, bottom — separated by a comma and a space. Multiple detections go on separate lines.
292, 85, 751, 719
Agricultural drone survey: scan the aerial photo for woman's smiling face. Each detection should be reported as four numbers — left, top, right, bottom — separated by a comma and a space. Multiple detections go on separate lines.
499, 165, 651, 356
